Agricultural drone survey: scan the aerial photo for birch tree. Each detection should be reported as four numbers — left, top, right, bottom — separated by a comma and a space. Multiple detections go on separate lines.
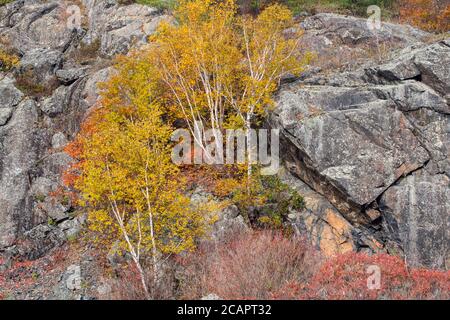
149, 0, 311, 178
66, 102, 211, 299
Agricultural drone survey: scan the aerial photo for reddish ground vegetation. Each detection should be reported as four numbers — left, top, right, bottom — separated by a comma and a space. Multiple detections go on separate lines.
177, 231, 321, 299
2, 231, 448, 300
271, 252, 450, 300
101, 262, 176, 300
176, 231, 448, 300
0, 247, 69, 299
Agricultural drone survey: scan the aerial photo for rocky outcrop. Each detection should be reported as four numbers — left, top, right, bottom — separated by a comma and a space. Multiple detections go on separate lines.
0, 0, 167, 259
0, 1, 448, 272
82, 1, 171, 57
0, 97, 39, 248
190, 188, 249, 242
300, 13, 430, 49
296, 13, 432, 73
272, 14, 449, 268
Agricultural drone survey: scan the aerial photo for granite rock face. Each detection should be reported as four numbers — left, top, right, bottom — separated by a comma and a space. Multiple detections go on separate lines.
0, 0, 166, 258
296, 13, 432, 74
272, 20, 449, 267
380, 173, 449, 269
300, 13, 430, 50
279, 169, 383, 256
0, 98, 39, 248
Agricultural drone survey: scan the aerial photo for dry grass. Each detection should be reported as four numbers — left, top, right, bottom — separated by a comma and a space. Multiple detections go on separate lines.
14, 70, 59, 98
69, 39, 101, 65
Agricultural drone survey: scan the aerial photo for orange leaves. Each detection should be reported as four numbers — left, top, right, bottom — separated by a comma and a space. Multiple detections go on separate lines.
399, 0, 450, 33
63, 107, 106, 191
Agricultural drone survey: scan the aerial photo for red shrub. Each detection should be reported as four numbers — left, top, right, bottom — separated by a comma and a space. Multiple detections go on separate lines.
178, 230, 321, 299
271, 252, 449, 300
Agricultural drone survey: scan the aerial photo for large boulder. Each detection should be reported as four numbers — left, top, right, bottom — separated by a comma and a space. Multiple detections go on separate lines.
272, 84, 430, 218
376, 40, 450, 96
17, 48, 63, 86
301, 13, 430, 49
279, 169, 383, 256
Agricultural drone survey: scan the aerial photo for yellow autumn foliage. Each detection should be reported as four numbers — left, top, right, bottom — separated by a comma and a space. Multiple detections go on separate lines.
75, 101, 213, 256
147, 0, 312, 133
0, 49, 19, 71
66, 0, 311, 297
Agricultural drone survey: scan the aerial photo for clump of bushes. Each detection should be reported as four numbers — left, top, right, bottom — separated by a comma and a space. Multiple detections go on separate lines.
177, 230, 320, 299
237, 0, 396, 17
121, 0, 397, 17
213, 171, 305, 229
272, 251, 450, 300
255, 175, 305, 229
118, 0, 177, 10
322, 0, 395, 16
102, 262, 177, 300
136, 0, 177, 10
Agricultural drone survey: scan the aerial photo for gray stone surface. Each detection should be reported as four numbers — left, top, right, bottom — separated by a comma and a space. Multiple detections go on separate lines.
0, 107, 13, 126
300, 13, 430, 49
272, 84, 430, 207
211, 204, 249, 241
0, 1, 78, 54
273, 37, 450, 268
0, 0, 141, 253
279, 169, 383, 255
51, 132, 68, 149
380, 173, 449, 268
82, 0, 171, 57
0, 76, 23, 107
55, 67, 88, 84
18, 48, 63, 85
376, 41, 450, 96
0, 99, 39, 248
